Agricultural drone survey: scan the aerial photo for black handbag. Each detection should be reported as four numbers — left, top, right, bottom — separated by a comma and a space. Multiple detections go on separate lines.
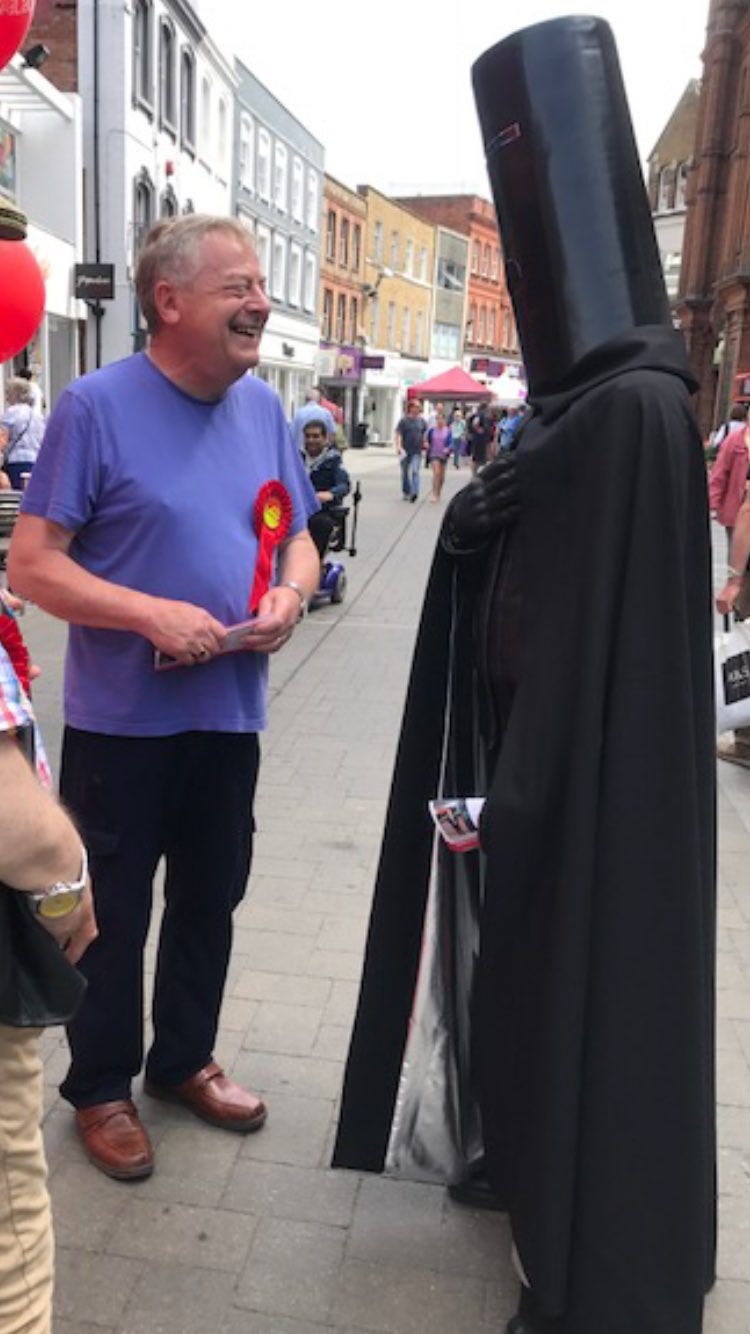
0, 884, 86, 1027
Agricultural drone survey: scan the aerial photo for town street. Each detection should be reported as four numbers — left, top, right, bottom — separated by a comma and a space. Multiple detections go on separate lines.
18, 450, 750, 1334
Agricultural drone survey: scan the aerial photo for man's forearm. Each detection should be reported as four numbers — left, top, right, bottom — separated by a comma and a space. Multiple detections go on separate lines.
278, 530, 321, 600
729, 502, 750, 575
0, 739, 83, 891
9, 526, 156, 635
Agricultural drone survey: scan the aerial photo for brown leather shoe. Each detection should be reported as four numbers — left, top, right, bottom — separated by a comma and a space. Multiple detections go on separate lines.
145, 1061, 267, 1132
75, 1100, 154, 1180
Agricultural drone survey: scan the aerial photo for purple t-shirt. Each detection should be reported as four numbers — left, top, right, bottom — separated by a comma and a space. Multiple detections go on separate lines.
22, 354, 318, 737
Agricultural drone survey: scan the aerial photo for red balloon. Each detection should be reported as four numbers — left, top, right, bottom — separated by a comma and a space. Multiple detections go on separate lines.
0, 239, 45, 362
0, 0, 36, 72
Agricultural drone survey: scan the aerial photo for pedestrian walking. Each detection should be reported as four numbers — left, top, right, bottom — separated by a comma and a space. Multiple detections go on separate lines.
1, 376, 45, 490
395, 398, 427, 502
449, 407, 466, 468
709, 405, 750, 551
426, 410, 452, 502
8, 214, 320, 1182
467, 404, 495, 473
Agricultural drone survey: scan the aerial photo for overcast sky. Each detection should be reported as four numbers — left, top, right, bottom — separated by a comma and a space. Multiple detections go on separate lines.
199, 0, 709, 196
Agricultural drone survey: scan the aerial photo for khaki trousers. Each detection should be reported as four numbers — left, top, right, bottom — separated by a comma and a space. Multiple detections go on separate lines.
0, 1025, 53, 1334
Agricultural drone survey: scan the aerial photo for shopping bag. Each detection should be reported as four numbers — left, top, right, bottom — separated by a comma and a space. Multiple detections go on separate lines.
715, 618, 750, 735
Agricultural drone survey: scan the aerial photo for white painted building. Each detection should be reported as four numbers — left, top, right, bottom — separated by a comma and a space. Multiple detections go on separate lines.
0, 53, 84, 408
77, 0, 236, 367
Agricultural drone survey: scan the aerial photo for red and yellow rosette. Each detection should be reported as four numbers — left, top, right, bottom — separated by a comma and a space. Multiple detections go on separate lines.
249, 480, 293, 613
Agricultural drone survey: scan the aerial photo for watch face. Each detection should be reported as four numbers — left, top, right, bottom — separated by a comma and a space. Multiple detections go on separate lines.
38, 890, 81, 920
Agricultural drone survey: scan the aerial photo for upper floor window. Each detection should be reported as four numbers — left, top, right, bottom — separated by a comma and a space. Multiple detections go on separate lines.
158, 19, 175, 128
180, 49, 196, 150
405, 238, 414, 276
133, 169, 155, 257
274, 143, 288, 212
675, 162, 689, 211
239, 112, 254, 190
272, 233, 287, 302
322, 288, 334, 341
387, 300, 396, 345
373, 220, 384, 264
257, 128, 271, 201
415, 310, 424, 357
437, 256, 465, 291
326, 209, 337, 263
336, 293, 347, 343
339, 217, 350, 267
390, 230, 399, 268
352, 223, 361, 271
200, 76, 211, 152
481, 244, 490, 278
217, 97, 228, 175
419, 246, 428, 281
133, 0, 153, 110
477, 306, 486, 341
350, 296, 359, 342
306, 170, 319, 231
160, 184, 178, 217
369, 294, 380, 343
471, 240, 480, 274
491, 247, 499, 281
291, 157, 304, 223
304, 251, 317, 313
288, 243, 302, 307
255, 223, 271, 284
468, 302, 477, 341
488, 307, 496, 346
401, 306, 410, 350
657, 166, 673, 212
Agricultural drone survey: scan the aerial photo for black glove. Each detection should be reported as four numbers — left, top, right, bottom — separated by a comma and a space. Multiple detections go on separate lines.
444, 454, 520, 550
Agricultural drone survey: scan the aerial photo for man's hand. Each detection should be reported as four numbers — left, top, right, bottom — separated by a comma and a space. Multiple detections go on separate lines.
141, 598, 227, 666
446, 454, 520, 547
233, 586, 304, 655
716, 577, 742, 617
37, 880, 98, 965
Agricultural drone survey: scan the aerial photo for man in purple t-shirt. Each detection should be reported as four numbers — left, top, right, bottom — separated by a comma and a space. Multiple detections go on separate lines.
9, 216, 321, 1181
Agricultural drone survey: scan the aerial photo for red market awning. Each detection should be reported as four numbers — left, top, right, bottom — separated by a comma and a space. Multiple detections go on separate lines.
406, 367, 493, 402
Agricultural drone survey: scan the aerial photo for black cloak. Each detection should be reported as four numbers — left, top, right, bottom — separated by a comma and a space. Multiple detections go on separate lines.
333, 326, 716, 1334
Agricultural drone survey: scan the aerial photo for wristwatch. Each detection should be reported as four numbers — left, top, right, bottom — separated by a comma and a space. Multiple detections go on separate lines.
28, 845, 88, 921
278, 580, 307, 617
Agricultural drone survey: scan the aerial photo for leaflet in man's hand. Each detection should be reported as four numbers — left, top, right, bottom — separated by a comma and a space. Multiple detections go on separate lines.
429, 797, 485, 851
154, 616, 274, 671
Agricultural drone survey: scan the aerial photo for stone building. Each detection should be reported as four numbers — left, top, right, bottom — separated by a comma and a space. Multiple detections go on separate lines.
317, 174, 367, 436
678, 0, 750, 435
357, 185, 435, 442
647, 80, 700, 303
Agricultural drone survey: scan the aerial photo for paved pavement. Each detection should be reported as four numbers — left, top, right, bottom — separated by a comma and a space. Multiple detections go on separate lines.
15, 446, 750, 1333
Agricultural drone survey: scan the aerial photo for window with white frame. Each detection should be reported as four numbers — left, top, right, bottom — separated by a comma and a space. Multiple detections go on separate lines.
288, 243, 302, 307
415, 310, 424, 356
304, 251, 317, 312
352, 223, 361, 271
133, 169, 155, 256
386, 301, 396, 345
326, 209, 336, 263
306, 170, 319, 231
477, 306, 487, 342
322, 289, 333, 340
158, 19, 175, 129
420, 246, 428, 281
482, 244, 490, 278
675, 161, 689, 210
488, 307, 496, 346
369, 294, 380, 343
339, 218, 349, 267
657, 166, 673, 212
272, 234, 287, 301
336, 293, 346, 343
291, 156, 304, 222
257, 128, 271, 201
133, 0, 153, 109
217, 97, 228, 175
180, 49, 195, 149
390, 230, 399, 268
401, 306, 410, 350
274, 142, 288, 212
491, 247, 499, 280
471, 240, 480, 273
200, 76, 211, 154
349, 296, 358, 342
373, 220, 383, 264
255, 223, 271, 285
405, 238, 414, 276
240, 112, 254, 190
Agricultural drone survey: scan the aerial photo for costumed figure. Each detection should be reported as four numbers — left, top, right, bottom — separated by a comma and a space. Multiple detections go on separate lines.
332, 16, 716, 1334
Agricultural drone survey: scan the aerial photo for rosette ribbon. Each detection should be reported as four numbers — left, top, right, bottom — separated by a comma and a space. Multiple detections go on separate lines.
249, 480, 293, 614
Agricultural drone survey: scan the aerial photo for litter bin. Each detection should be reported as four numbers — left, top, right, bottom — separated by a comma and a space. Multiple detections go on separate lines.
352, 422, 368, 448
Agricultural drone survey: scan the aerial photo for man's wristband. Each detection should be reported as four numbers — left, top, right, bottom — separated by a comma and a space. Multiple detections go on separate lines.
278, 580, 307, 616
727, 567, 744, 580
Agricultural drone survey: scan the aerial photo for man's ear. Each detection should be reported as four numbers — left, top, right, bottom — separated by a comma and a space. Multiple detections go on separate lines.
153, 278, 182, 327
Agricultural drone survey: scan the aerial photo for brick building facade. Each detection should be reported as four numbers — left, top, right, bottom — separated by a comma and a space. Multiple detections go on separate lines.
394, 193, 518, 362
317, 174, 367, 431
27, 0, 78, 92
678, 0, 750, 435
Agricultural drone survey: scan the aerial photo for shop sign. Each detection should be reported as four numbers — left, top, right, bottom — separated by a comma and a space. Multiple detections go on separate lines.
360, 354, 385, 370
74, 263, 115, 301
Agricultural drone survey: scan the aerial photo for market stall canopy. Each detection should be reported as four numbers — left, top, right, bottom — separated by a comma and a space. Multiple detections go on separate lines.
406, 367, 494, 402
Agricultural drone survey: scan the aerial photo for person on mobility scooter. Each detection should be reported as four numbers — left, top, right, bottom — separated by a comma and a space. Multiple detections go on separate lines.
302, 419, 359, 605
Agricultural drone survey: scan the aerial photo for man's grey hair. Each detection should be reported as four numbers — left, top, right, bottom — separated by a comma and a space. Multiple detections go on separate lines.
135, 214, 256, 333
4, 376, 34, 407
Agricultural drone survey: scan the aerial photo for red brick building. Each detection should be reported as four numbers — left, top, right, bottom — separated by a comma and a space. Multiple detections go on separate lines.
394, 193, 519, 363
678, 0, 750, 435
318, 174, 367, 430
26, 0, 78, 92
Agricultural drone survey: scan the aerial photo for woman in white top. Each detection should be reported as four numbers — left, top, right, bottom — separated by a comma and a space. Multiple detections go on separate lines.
1, 377, 45, 490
